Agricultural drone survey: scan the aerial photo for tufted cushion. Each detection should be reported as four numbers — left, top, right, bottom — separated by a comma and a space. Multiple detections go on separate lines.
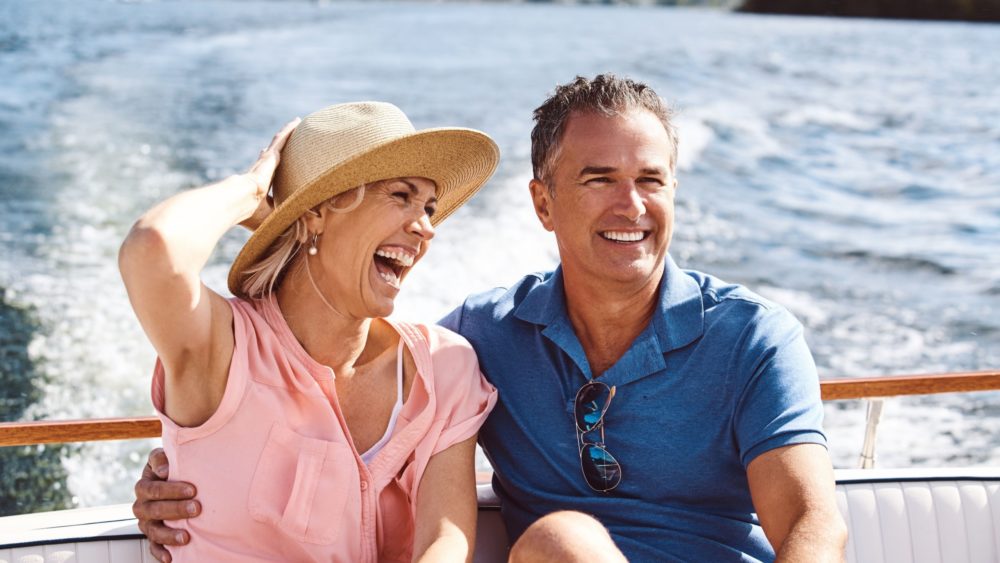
836, 469, 1000, 563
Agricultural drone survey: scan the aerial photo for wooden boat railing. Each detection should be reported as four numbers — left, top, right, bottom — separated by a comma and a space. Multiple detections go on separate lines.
1, 370, 998, 467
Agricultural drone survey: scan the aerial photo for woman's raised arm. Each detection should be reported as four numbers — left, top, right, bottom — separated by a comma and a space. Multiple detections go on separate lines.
118, 118, 298, 425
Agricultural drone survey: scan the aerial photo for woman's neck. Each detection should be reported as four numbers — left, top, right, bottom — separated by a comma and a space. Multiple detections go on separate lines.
275, 266, 383, 379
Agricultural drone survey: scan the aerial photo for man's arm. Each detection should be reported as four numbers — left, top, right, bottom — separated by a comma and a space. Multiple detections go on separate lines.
133, 448, 201, 563
747, 443, 847, 563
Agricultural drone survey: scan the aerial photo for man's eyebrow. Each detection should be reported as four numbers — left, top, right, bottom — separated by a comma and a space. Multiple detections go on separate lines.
640, 167, 667, 176
577, 166, 667, 177
578, 166, 617, 177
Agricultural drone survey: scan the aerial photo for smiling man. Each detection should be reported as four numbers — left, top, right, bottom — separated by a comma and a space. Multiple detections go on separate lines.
439, 75, 847, 562
133, 75, 846, 562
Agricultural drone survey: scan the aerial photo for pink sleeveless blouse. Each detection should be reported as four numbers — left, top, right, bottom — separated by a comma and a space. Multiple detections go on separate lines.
151, 296, 497, 562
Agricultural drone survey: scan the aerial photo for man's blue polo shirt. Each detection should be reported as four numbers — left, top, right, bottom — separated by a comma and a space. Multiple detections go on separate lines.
439, 256, 826, 562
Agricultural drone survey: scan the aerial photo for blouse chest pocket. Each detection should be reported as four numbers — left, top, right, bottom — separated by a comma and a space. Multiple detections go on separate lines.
248, 423, 358, 545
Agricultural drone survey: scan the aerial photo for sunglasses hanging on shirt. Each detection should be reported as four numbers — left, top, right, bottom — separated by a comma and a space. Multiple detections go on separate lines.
574, 380, 622, 492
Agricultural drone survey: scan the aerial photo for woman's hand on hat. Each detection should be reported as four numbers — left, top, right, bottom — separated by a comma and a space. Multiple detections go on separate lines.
239, 117, 301, 231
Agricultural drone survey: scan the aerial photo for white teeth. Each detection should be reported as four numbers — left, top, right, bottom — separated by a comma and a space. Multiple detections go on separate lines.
375, 248, 414, 267
602, 231, 645, 242
378, 269, 399, 286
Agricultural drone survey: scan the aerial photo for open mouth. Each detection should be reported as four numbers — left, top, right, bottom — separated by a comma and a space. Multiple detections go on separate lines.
600, 230, 649, 243
373, 248, 415, 287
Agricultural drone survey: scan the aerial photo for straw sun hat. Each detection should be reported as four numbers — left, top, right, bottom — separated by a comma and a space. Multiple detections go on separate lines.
227, 101, 500, 295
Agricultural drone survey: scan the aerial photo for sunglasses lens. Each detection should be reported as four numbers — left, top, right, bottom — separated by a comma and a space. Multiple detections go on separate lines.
580, 443, 622, 492
575, 382, 612, 432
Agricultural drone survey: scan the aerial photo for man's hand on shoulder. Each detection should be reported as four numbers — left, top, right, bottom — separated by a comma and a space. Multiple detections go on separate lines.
133, 448, 201, 563
747, 443, 848, 563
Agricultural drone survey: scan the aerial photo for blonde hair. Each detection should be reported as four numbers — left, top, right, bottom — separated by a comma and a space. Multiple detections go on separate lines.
239, 186, 366, 299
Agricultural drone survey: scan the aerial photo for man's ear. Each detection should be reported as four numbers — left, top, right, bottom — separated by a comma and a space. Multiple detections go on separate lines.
528, 179, 555, 232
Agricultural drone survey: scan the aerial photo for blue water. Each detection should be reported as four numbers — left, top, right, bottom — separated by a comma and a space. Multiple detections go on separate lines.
1, 0, 998, 507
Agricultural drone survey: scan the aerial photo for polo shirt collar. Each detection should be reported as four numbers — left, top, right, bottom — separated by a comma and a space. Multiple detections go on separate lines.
653, 254, 705, 353
513, 267, 568, 326
513, 256, 704, 384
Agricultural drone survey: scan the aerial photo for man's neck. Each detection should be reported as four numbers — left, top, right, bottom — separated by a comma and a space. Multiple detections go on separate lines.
561, 264, 664, 378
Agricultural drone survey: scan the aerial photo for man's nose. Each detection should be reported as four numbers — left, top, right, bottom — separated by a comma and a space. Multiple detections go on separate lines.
614, 181, 646, 222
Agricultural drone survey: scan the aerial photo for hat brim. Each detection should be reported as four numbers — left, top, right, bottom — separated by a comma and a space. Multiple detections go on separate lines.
227, 127, 499, 296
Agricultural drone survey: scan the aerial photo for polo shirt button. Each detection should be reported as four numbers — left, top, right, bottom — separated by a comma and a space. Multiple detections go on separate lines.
360, 480, 369, 491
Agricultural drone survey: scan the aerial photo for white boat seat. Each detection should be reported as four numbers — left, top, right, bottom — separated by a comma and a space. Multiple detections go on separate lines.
1, 468, 998, 563
834, 468, 1000, 563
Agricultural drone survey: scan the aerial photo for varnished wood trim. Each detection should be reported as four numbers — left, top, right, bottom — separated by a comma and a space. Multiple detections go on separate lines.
0, 417, 161, 447
1, 372, 998, 447
820, 371, 1000, 400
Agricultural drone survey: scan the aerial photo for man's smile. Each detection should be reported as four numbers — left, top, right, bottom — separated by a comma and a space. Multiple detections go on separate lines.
599, 230, 650, 243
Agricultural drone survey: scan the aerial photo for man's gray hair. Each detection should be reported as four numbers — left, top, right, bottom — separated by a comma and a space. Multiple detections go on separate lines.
530, 74, 678, 188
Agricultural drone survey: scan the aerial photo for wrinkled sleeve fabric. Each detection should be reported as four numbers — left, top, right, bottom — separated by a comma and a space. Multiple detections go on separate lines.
732, 306, 827, 468
151, 298, 250, 444
427, 325, 497, 456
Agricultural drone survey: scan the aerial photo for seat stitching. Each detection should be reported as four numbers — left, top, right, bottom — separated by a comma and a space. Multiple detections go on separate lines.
989, 483, 1000, 561
846, 485, 860, 563
898, 481, 914, 563
840, 485, 860, 563
931, 482, 944, 563
958, 481, 971, 562
873, 483, 887, 563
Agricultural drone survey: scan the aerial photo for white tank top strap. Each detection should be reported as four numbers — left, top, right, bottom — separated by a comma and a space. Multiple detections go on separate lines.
395, 336, 404, 401
360, 337, 405, 465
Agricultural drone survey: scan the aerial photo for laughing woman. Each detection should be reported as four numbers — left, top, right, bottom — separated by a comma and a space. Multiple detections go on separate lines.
118, 103, 499, 562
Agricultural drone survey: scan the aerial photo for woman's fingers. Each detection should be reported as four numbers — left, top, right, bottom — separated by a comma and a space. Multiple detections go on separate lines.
267, 117, 301, 153
246, 117, 301, 198
239, 117, 301, 230
253, 118, 301, 174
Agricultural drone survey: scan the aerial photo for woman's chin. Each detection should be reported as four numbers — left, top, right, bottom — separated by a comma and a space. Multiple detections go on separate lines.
360, 291, 397, 319
371, 301, 395, 319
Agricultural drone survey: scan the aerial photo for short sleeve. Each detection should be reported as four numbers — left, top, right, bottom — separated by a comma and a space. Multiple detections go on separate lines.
437, 302, 464, 333
732, 307, 827, 468
426, 327, 497, 456
150, 298, 250, 444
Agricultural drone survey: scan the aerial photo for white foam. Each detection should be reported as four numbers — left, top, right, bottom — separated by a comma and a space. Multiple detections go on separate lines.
756, 285, 830, 327
674, 115, 713, 172
778, 104, 876, 132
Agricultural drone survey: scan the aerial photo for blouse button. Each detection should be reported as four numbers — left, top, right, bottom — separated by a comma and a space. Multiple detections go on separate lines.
360, 480, 369, 491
